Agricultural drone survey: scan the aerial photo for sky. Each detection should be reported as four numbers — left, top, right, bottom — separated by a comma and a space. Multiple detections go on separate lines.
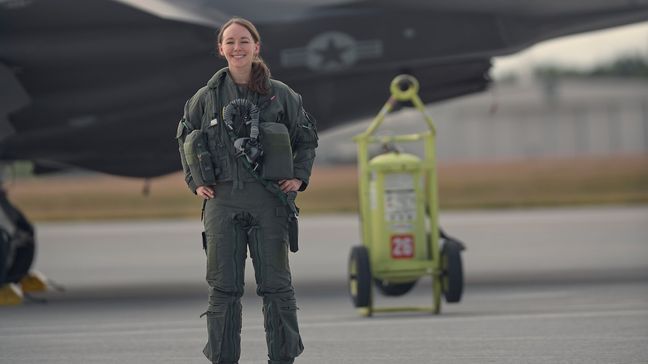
491, 21, 648, 80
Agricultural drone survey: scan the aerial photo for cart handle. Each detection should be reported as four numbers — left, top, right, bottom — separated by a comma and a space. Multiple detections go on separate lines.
390, 75, 419, 101
354, 75, 436, 142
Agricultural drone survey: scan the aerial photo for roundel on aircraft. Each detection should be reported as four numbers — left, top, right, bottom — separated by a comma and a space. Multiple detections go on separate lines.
306, 31, 357, 71
280, 31, 383, 72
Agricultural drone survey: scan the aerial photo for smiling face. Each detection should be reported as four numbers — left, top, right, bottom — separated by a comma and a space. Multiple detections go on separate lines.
218, 22, 260, 76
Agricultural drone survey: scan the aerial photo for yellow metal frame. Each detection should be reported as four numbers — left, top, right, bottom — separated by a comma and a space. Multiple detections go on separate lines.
0, 284, 23, 305
20, 270, 48, 293
353, 75, 442, 316
1, 271, 50, 306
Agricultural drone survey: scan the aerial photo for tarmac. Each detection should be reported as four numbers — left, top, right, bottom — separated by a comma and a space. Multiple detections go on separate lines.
1, 206, 647, 363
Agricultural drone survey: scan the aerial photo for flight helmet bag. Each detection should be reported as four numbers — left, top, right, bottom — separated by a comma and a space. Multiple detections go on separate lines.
259, 122, 293, 180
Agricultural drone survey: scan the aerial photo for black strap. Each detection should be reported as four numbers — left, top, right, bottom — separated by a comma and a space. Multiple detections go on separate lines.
200, 199, 207, 222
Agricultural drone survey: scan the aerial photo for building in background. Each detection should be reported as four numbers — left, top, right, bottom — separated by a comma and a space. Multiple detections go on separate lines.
317, 77, 648, 164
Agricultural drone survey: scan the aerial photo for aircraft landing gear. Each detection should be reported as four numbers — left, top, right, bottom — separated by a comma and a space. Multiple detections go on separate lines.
1, 175, 49, 305
0, 272, 49, 305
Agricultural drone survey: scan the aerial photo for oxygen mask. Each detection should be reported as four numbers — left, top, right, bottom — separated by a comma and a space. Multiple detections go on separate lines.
234, 137, 263, 165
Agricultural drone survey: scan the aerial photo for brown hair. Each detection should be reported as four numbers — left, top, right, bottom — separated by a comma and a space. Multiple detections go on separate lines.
217, 17, 271, 95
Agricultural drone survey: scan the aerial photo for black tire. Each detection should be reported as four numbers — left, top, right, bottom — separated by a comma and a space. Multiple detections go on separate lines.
348, 246, 372, 308
441, 239, 463, 303
1, 192, 36, 284
0, 228, 10, 284
6, 237, 35, 283
374, 279, 418, 296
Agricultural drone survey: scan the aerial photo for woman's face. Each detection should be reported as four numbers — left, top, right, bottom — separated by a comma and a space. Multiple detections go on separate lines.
219, 23, 260, 74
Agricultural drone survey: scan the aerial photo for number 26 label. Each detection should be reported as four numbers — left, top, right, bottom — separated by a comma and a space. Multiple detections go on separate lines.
391, 235, 414, 259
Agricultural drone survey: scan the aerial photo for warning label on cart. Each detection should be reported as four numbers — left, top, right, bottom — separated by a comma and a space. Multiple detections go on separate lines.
383, 173, 417, 223
391, 234, 415, 259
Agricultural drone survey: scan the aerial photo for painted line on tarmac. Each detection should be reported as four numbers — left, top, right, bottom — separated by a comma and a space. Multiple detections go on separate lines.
2, 308, 647, 339
298, 308, 648, 329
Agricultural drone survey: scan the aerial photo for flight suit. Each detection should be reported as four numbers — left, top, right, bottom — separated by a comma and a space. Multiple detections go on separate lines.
177, 68, 317, 364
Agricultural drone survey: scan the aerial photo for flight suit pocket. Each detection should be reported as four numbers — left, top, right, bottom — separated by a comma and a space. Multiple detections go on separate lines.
297, 111, 319, 148
205, 233, 224, 282
204, 125, 227, 181
215, 155, 231, 181
176, 117, 194, 140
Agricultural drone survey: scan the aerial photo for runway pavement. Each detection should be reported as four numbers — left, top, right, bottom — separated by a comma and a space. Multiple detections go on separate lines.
1, 206, 647, 363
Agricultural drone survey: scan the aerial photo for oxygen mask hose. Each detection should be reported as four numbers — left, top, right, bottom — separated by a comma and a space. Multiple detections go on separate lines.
224, 99, 262, 165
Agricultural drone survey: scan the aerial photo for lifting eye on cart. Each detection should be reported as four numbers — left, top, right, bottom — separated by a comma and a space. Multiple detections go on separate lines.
348, 75, 465, 317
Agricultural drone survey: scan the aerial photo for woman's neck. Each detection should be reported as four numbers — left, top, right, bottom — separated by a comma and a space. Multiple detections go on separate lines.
229, 67, 251, 85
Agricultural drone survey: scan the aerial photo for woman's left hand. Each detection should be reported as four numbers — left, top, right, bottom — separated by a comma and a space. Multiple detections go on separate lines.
278, 178, 302, 193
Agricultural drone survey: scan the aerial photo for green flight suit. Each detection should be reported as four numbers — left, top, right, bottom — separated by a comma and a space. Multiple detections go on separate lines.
177, 68, 317, 364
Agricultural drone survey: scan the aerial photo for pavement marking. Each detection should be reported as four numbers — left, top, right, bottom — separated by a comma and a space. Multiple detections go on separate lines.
2, 308, 646, 339
298, 308, 648, 328
0, 319, 197, 333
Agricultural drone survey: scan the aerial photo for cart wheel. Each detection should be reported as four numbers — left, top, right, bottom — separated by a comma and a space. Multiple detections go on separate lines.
348, 246, 371, 308
441, 239, 463, 303
374, 279, 417, 296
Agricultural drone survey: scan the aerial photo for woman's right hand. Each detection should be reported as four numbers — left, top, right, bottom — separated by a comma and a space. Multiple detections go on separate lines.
196, 186, 215, 200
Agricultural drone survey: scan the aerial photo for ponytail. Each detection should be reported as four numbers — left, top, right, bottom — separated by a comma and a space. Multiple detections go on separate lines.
249, 57, 271, 95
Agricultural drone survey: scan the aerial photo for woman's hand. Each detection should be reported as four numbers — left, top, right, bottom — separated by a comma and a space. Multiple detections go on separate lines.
278, 179, 302, 193
196, 186, 215, 200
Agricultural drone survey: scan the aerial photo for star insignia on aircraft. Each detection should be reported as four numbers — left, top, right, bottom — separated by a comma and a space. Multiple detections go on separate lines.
280, 31, 383, 72
314, 38, 351, 69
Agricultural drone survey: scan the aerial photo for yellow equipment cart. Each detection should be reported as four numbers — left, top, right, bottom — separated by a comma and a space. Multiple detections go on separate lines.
348, 75, 464, 317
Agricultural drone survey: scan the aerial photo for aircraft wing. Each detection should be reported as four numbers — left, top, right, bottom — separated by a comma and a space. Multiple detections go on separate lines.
1, 0, 647, 177
0, 0, 224, 177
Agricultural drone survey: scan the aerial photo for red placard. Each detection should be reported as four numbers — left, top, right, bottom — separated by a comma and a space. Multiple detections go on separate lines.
391, 234, 414, 259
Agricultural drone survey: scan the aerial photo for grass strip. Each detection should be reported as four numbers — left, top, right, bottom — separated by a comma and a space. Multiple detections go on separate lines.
4, 156, 647, 221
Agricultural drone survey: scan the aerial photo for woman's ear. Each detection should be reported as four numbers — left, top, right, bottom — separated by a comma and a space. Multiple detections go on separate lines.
254, 43, 260, 57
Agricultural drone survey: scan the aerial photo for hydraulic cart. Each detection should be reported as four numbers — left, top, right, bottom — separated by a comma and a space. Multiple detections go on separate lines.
348, 75, 464, 317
